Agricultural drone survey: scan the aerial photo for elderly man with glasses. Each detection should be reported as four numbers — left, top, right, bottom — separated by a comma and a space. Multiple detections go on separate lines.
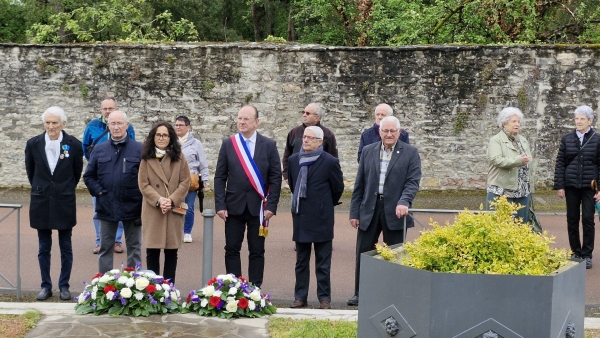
348, 116, 421, 306
358, 103, 409, 163
83, 111, 144, 274
281, 103, 338, 183
82, 97, 136, 255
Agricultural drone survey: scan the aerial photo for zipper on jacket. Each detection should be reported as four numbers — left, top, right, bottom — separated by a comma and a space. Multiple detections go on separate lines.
123, 158, 126, 173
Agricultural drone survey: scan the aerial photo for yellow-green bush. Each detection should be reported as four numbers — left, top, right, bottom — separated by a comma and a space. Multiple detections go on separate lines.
402, 196, 568, 275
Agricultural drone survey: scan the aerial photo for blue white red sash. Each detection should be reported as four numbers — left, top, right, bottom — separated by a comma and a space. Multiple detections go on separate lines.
231, 133, 270, 237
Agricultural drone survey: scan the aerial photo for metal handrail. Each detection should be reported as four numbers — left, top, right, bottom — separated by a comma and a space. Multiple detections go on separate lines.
403, 208, 494, 241
0, 204, 22, 300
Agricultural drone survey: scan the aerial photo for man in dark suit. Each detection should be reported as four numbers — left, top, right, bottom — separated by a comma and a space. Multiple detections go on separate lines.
348, 116, 421, 306
25, 106, 83, 301
288, 126, 344, 309
214, 105, 282, 287
357, 103, 410, 163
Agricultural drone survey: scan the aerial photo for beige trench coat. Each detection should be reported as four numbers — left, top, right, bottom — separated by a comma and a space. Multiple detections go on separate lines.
138, 154, 190, 249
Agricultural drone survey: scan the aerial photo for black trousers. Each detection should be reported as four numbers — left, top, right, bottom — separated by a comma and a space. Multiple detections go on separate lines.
294, 240, 332, 302
224, 206, 265, 287
565, 187, 596, 258
354, 198, 405, 296
146, 248, 178, 284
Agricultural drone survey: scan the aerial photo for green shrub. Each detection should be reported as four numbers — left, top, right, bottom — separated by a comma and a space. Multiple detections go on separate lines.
401, 196, 568, 276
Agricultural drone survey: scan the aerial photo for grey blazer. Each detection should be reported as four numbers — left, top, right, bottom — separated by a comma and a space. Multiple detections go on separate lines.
349, 141, 422, 231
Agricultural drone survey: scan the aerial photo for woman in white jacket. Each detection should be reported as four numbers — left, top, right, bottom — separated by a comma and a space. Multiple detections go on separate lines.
175, 116, 210, 243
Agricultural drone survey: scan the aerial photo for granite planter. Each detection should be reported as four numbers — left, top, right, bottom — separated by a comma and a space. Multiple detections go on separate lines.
358, 245, 585, 338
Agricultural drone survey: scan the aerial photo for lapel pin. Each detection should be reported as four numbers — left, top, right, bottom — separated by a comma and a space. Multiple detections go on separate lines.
59, 154, 65, 159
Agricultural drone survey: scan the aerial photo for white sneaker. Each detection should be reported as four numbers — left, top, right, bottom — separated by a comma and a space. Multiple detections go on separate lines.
183, 234, 192, 243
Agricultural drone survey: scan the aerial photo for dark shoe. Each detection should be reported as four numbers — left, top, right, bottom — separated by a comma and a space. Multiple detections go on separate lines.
347, 295, 359, 306
290, 300, 306, 308
59, 288, 71, 301
93, 245, 100, 254
586, 257, 593, 269
571, 254, 581, 259
319, 300, 332, 309
114, 243, 124, 253
36, 288, 52, 301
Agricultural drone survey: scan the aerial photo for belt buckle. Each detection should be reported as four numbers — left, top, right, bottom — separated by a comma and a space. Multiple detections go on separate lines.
377, 194, 384, 200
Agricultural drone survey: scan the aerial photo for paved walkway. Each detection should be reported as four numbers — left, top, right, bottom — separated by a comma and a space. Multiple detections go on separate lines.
0, 302, 358, 337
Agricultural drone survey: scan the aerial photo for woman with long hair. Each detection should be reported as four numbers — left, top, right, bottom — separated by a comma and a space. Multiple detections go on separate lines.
138, 121, 190, 283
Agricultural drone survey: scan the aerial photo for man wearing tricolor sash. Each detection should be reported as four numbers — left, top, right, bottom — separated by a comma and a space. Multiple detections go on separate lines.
214, 105, 282, 287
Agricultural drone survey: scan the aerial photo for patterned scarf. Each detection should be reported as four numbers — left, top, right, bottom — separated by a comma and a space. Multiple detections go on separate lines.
155, 147, 166, 159
292, 145, 323, 214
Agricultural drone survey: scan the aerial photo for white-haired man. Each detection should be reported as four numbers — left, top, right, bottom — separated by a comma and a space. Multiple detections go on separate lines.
25, 107, 84, 301
348, 116, 421, 306
357, 103, 409, 163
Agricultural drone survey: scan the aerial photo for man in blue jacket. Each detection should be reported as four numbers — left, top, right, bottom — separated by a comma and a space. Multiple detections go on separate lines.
82, 97, 135, 255
357, 103, 409, 163
83, 111, 143, 273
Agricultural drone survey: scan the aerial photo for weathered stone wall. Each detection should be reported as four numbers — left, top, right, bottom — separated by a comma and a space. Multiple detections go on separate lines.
1, 43, 599, 191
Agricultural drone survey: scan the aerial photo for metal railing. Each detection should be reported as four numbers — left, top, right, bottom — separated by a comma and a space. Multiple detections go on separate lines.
403, 208, 494, 241
0, 204, 22, 299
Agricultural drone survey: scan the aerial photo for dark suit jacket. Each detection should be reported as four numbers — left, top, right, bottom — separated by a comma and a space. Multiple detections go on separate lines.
350, 141, 421, 231
25, 131, 83, 230
288, 151, 344, 243
214, 133, 282, 216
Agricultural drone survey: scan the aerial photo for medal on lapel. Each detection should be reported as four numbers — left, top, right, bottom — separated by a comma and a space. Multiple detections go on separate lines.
62, 144, 70, 158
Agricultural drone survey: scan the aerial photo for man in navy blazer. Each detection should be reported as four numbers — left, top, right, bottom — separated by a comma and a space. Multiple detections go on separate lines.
25, 107, 83, 301
357, 103, 409, 163
214, 105, 282, 287
288, 126, 344, 309
348, 116, 421, 306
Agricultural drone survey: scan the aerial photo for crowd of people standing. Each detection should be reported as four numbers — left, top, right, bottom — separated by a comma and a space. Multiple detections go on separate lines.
24, 99, 598, 307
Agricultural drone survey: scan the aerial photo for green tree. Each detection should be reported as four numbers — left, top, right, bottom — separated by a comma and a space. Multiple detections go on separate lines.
0, 0, 29, 42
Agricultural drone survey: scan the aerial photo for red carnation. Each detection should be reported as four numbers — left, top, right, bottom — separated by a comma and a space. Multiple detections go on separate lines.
146, 285, 157, 293
103, 285, 116, 293
163, 280, 171, 285
209, 296, 221, 308
124, 267, 135, 272
93, 272, 102, 279
238, 298, 249, 309
239, 276, 247, 283
207, 278, 217, 285
186, 294, 191, 303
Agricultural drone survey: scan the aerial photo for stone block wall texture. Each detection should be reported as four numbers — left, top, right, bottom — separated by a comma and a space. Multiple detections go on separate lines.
1, 43, 599, 191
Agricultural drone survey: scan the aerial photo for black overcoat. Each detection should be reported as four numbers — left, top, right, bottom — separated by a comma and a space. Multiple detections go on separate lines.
24, 131, 83, 230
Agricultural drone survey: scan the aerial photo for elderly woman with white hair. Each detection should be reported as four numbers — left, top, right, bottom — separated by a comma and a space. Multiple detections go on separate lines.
554, 105, 600, 269
486, 107, 533, 223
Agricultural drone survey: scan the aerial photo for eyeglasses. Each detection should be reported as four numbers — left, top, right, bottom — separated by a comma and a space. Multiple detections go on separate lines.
101, 107, 116, 112
174, 124, 188, 128
302, 135, 321, 141
381, 129, 399, 134
155, 133, 170, 139
108, 121, 126, 127
301, 111, 314, 116
236, 117, 256, 122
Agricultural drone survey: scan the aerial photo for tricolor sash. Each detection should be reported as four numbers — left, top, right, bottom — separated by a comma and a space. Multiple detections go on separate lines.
231, 133, 270, 237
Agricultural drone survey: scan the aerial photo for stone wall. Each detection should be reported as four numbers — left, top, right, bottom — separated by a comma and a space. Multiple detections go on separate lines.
1, 43, 599, 191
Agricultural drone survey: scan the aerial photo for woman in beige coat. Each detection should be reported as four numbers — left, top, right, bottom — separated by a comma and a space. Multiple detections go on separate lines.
138, 122, 190, 284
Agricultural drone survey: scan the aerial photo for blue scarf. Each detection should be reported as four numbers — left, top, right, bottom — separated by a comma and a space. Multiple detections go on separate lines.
292, 145, 323, 214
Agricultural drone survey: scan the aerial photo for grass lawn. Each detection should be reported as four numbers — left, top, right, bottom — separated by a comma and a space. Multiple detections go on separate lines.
269, 317, 357, 338
0, 311, 39, 338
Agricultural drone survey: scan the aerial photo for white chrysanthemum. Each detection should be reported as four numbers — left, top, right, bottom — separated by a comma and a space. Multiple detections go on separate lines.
91, 292, 97, 300
106, 291, 114, 300
110, 269, 120, 274
249, 290, 261, 302
163, 284, 170, 292
92, 286, 98, 293
99, 275, 111, 283
135, 277, 150, 290
201, 299, 208, 307
260, 299, 265, 307
91, 278, 99, 285
156, 284, 162, 291
217, 274, 229, 281
160, 297, 165, 303
228, 287, 237, 295
248, 300, 256, 311
117, 276, 128, 284
77, 295, 86, 304
182, 302, 187, 308
134, 292, 144, 301
227, 296, 235, 302
213, 290, 222, 298
235, 282, 241, 288
176, 290, 180, 297
126, 278, 135, 288
170, 291, 178, 300
226, 300, 237, 313
121, 288, 133, 298
202, 285, 215, 297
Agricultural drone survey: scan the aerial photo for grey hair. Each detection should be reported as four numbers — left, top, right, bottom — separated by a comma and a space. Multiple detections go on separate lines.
496, 107, 523, 127
41, 106, 67, 123
108, 110, 129, 123
380, 116, 401, 129
305, 126, 324, 139
374, 103, 393, 117
102, 96, 118, 107
574, 105, 595, 120
307, 103, 325, 118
